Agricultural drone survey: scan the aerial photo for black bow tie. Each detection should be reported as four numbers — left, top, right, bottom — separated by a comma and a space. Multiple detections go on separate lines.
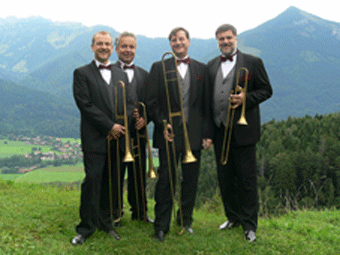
221, 52, 237, 62
123, 64, 135, 70
98, 64, 112, 70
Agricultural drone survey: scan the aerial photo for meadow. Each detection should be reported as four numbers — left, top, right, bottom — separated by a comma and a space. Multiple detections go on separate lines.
0, 180, 339, 254
0, 139, 52, 159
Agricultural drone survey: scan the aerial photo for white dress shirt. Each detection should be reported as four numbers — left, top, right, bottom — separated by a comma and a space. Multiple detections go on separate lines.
95, 59, 111, 84
176, 55, 189, 79
119, 60, 134, 83
221, 53, 237, 79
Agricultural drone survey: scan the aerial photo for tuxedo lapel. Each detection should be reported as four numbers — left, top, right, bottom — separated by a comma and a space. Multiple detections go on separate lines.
233, 51, 245, 90
188, 61, 198, 106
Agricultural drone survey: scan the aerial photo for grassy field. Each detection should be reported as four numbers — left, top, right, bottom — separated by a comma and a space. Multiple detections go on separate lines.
0, 180, 339, 254
0, 165, 85, 184
0, 139, 52, 158
15, 166, 85, 183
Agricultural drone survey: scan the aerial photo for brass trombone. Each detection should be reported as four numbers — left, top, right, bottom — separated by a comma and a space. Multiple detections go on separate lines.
115, 81, 134, 163
131, 102, 157, 222
162, 51, 196, 163
134, 102, 157, 179
220, 67, 249, 165
108, 80, 134, 224
161, 52, 196, 234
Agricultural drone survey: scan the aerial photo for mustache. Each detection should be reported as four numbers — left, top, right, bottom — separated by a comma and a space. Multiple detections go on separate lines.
221, 43, 232, 47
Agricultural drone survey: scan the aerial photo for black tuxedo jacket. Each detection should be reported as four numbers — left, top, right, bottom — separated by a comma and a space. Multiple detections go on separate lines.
146, 57, 213, 151
73, 60, 129, 154
208, 50, 273, 146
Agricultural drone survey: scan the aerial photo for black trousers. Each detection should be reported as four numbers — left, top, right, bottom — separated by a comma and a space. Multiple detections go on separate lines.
213, 125, 258, 232
154, 148, 201, 234
76, 143, 124, 237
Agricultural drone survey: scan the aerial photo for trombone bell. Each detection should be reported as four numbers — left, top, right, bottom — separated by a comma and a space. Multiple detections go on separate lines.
237, 115, 248, 125
148, 169, 157, 179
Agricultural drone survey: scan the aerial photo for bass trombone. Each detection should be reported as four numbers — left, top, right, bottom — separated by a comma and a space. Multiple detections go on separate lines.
134, 102, 157, 179
108, 80, 134, 225
130, 101, 157, 222
220, 67, 249, 165
161, 51, 197, 234
162, 51, 196, 163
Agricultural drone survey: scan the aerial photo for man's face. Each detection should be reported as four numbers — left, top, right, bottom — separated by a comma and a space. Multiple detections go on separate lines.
217, 30, 238, 56
170, 30, 190, 59
115, 36, 136, 64
91, 33, 113, 64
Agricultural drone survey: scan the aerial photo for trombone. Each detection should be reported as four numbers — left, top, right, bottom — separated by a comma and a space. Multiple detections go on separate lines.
134, 102, 157, 179
130, 101, 157, 222
220, 67, 249, 165
162, 51, 196, 163
161, 51, 196, 234
108, 80, 134, 225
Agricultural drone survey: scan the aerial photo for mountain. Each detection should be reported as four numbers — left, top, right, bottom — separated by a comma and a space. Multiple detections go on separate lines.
0, 6, 340, 137
237, 6, 340, 121
0, 78, 79, 138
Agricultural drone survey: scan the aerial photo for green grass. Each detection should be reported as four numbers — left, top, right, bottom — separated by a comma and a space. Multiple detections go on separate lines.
14, 166, 85, 183
0, 180, 339, 255
0, 139, 52, 158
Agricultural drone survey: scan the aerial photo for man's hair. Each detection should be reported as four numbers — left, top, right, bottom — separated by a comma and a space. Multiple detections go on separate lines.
114, 31, 137, 48
92, 31, 113, 45
168, 27, 190, 41
215, 24, 237, 38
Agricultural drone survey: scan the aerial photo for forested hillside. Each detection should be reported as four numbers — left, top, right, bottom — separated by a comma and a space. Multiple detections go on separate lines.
195, 112, 340, 215
256, 112, 340, 213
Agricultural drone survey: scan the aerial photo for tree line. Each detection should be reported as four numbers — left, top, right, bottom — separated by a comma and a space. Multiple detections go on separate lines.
191, 112, 340, 216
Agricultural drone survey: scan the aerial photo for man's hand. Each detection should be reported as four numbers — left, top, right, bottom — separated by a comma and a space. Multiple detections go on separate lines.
230, 85, 245, 109
134, 108, 146, 131
108, 124, 125, 140
164, 123, 174, 142
202, 138, 212, 150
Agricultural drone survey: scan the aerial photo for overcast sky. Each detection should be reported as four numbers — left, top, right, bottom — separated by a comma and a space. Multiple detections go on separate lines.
1, 0, 339, 39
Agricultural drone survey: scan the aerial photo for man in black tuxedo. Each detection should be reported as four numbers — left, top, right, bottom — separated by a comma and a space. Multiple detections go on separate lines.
71, 31, 129, 245
207, 24, 273, 243
113, 31, 153, 224
146, 27, 213, 242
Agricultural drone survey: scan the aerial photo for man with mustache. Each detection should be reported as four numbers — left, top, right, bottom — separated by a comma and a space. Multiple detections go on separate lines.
208, 24, 273, 243
112, 31, 153, 225
146, 27, 213, 242
72, 31, 129, 245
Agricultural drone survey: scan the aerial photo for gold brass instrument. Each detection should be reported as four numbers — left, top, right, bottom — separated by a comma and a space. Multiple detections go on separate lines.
108, 81, 135, 224
131, 101, 157, 222
162, 51, 196, 163
162, 51, 198, 234
115, 81, 134, 163
220, 67, 249, 165
135, 102, 157, 179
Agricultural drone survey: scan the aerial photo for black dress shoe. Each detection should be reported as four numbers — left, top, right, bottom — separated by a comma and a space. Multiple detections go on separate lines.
132, 215, 154, 223
144, 216, 154, 224
184, 225, 194, 234
108, 230, 121, 240
244, 230, 256, 243
219, 220, 240, 230
71, 234, 86, 245
153, 230, 165, 242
